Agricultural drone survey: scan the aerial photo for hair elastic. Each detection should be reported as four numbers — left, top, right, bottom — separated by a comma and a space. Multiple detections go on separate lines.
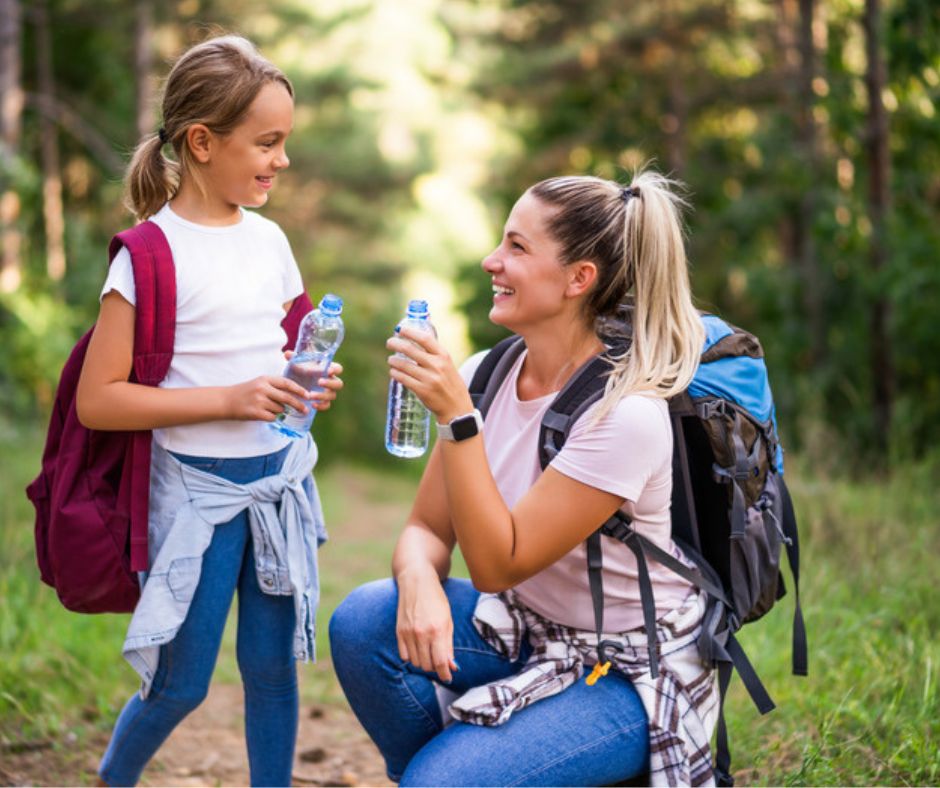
620, 185, 640, 202
158, 127, 168, 144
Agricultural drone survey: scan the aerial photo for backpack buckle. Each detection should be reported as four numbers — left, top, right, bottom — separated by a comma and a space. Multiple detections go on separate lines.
586, 640, 625, 685
585, 661, 611, 686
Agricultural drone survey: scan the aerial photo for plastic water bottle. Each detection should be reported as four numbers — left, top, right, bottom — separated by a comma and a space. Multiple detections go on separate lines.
385, 299, 436, 458
271, 293, 344, 439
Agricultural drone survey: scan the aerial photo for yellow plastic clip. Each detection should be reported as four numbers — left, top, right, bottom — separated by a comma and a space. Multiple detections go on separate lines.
585, 660, 611, 686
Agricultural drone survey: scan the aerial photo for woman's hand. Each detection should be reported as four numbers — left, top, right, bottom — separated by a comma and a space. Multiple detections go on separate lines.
396, 562, 459, 683
387, 328, 473, 424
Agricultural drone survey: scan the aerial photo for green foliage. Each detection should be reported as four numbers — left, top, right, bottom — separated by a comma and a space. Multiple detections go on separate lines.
1, 0, 455, 464
0, 289, 83, 415
451, 0, 940, 467
8, 0, 935, 467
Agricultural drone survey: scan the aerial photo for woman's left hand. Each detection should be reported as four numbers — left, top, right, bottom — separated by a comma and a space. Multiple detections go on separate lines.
387, 328, 473, 423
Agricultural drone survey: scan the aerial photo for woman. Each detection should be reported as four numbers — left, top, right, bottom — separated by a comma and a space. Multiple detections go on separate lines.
330, 171, 719, 786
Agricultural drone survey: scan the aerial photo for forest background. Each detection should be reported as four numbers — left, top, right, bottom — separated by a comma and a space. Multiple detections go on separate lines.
0, 0, 938, 785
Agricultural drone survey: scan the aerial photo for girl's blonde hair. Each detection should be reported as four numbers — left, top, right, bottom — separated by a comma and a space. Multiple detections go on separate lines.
530, 170, 704, 417
124, 35, 293, 221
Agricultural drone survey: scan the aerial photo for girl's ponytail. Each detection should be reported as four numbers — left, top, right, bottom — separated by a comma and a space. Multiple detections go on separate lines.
124, 131, 180, 222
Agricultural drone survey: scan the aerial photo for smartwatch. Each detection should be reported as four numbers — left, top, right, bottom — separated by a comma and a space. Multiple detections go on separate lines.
437, 409, 484, 442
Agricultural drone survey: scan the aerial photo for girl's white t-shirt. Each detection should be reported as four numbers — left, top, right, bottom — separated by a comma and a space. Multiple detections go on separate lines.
461, 349, 692, 632
101, 204, 304, 457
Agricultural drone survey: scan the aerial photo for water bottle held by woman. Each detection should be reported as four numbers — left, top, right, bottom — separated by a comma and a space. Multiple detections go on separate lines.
272, 293, 344, 439
385, 299, 436, 458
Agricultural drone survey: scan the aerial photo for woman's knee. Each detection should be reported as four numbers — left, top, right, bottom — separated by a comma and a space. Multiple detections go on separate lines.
329, 577, 398, 656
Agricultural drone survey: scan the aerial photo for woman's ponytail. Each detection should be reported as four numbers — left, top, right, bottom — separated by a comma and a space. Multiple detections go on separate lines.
530, 169, 704, 421
124, 132, 180, 222
599, 170, 704, 415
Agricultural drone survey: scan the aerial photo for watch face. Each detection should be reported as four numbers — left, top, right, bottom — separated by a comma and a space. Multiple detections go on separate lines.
450, 413, 480, 441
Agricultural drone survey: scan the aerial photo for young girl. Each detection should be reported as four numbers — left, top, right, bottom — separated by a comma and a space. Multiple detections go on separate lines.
76, 35, 342, 787
330, 172, 719, 786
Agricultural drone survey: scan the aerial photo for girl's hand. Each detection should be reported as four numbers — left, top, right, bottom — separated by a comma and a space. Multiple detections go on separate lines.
395, 563, 458, 683
387, 327, 473, 424
282, 352, 344, 413
224, 375, 313, 421
310, 361, 344, 412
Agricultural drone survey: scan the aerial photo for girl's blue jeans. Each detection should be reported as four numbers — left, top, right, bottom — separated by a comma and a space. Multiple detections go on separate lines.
99, 446, 303, 787
329, 577, 650, 787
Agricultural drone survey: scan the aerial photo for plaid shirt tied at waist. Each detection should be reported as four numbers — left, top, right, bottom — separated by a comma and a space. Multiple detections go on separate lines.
449, 589, 720, 787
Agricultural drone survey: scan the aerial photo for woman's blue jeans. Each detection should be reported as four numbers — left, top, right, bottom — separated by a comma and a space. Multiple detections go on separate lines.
329, 578, 650, 787
99, 446, 302, 787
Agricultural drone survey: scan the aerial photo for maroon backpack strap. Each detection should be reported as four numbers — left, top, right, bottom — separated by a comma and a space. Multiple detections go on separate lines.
109, 221, 176, 572
110, 221, 177, 381
282, 290, 314, 350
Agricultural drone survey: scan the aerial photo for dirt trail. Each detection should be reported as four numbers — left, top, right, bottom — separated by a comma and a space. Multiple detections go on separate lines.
139, 682, 393, 787
1, 681, 392, 788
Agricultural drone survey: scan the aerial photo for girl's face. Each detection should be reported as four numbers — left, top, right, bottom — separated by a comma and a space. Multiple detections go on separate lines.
202, 82, 294, 212
481, 191, 574, 332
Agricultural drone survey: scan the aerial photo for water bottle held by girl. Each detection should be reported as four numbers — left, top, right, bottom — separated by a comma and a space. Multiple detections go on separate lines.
385, 299, 436, 458
272, 293, 345, 438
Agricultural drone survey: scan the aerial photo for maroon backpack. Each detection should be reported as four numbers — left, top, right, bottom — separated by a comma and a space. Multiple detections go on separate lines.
26, 221, 314, 614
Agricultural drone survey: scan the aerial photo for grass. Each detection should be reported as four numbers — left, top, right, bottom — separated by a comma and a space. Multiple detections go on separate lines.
1, 422, 937, 784
725, 455, 940, 786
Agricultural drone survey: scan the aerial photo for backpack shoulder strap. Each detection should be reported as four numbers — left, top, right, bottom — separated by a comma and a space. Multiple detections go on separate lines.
109, 221, 176, 386
282, 291, 314, 350
469, 335, 525, 418
537, 347, 622, 470
108, 221, 176, 572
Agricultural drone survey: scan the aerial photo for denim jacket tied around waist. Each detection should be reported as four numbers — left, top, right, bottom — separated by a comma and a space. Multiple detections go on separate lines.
122, 434, 326, 698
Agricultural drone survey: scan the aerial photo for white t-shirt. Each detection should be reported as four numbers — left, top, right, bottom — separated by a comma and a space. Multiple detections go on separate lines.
461, 349, 692, 632
101, 204, 305, 457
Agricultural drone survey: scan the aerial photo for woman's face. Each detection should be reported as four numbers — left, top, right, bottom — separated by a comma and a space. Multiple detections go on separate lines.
481, 191, 573, 332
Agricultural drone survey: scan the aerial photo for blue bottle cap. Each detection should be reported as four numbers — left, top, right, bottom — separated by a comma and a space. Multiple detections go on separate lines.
406, 299, 429, 318
319, 293, 343, 316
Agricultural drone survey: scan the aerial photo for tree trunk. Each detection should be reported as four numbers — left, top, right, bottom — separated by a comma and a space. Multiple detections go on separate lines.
662, 0, 687, 177
134, 0, 155, 139
0, 0, 23, 293
862, 0, 894, 455
777, 0, 825, 368
35, 0, 66, 281
797, 0, 825, 366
